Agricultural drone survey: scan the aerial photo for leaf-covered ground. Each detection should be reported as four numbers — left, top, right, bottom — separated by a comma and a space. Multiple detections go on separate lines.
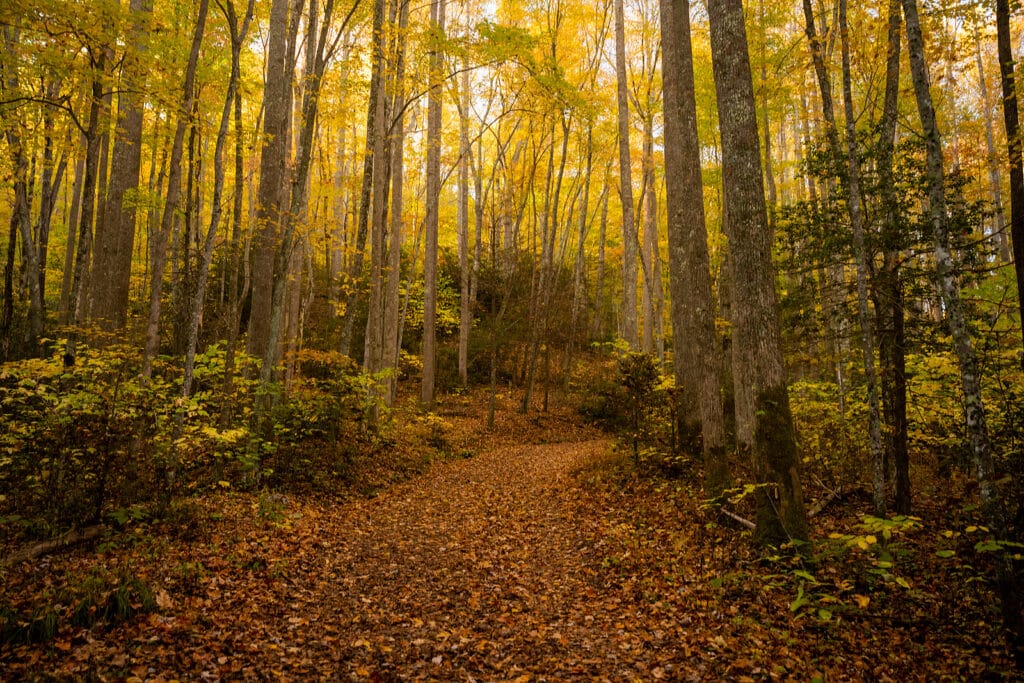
1, 392, 1018, 680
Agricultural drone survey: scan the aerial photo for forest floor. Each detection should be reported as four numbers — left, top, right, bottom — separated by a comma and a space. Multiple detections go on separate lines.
1, 388, 1020, 681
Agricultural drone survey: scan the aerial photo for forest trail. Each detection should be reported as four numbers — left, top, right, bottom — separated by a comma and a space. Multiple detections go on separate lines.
5, 416, 709, 681
306, 436, 646, 680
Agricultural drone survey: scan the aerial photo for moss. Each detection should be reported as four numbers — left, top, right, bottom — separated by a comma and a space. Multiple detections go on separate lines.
752, 384, 809, 546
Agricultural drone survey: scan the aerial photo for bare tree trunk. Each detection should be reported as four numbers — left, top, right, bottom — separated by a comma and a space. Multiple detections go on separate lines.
66, 51, 109, 361
91, 0, 152, 330
246, 0, 293, 361
995, 0, 1024, 358
708, 0, 809, 544
660, 0, 729, 496
141, 0, 208, 378
384, 0, 410, 406
974, 21, 1011, 263
839, 0, 884, 515
905, 0, 1023, 653
363, 0, 390, 384
420, 0, 445, 408
614, 0, 639, 349
876, 0, 910, 514
457, 65, 471, 387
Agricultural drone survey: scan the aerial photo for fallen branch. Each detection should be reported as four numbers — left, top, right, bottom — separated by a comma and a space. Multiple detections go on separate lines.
720, 507, 756, 530
2, 525, 104, 567
809, 486, 844, 517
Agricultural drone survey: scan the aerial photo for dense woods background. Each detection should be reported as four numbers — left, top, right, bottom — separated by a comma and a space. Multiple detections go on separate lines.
2, 0, 1024, 673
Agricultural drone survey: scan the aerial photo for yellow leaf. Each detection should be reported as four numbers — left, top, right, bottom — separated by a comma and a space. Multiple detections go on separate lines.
218, 480, 231, 488
854, 594, 870, 609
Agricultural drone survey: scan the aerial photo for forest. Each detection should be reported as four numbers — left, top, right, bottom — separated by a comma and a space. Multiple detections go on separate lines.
2, 0, 1024, 678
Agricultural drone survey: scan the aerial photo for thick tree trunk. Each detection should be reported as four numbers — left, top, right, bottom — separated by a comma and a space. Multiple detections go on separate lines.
246, 0, 293, 361
91, 0, 152, 330
708, 0, 809, 544
660, 0, 729, 497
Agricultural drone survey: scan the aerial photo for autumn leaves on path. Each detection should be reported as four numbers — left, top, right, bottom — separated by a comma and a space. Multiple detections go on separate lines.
318, 438, 635, 680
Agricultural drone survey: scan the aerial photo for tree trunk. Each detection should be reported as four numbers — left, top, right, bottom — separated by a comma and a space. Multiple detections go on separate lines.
839, 0, 884, 515
457, 65, 471, 387
995, 0, 1024, 358
384, 0, 410, 406
614, 0, 639, 349
66, 51, 109, 360
708, 0, 809, 544
246, 0, 293, 361
420, 0, 445, 408
91, 0, 152, 330
141, 0, 208, 378
660, 0, 729, 496
905, 0, 1023, 653
876, 0, 909, 514
974, 21, 1011, 263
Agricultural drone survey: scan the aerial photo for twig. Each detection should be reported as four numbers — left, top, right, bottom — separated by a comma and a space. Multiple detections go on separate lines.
720, 507, 756, 530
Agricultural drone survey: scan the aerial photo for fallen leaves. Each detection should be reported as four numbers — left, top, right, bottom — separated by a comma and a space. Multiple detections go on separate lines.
0, 391, 1018, 680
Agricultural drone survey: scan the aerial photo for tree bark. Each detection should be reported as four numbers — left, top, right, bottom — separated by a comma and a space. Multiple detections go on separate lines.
614, 0, 639, 349
420, 0, 445, 408
708, 0, 809, 544
995, 0, 1024, 358
246, 0, 293, 361
660, 0, 729, 496
91, 0, 152, 330
839, 0, 884, 515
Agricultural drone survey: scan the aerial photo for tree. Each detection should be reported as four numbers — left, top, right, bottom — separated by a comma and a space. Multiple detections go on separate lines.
421, 0, 445, 408
659, 0, 728, 497
995, 0, 1024, 359
707, 0, 809, 544
90, 0, 152, 330
614, 0, 638, 349
246, 0, 295, 362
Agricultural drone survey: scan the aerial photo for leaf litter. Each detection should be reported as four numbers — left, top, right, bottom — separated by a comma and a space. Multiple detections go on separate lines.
0, 390, 1017, 680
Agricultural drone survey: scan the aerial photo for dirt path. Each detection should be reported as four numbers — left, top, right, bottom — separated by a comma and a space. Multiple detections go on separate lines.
5, 429, 701, 681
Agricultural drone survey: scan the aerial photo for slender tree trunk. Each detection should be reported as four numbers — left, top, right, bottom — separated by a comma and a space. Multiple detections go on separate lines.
614, 0, 639, 349
363, 0, 390, 382
421, 0, 445, 408
974, 22, 1011, 263
708, 0, 809, 544
660, 0, 729, 496
877, 0, 910, 514
141, 0, 208, 378
384, 0, 410, 406
457, 66, 471, 387
906, 0, 1023, 653
995, 0, 1024, 358
839, 0, 885, 515
66, 52, 109, 360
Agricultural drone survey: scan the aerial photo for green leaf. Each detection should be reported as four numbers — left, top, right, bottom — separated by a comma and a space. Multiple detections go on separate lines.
935, 549, 956, 559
